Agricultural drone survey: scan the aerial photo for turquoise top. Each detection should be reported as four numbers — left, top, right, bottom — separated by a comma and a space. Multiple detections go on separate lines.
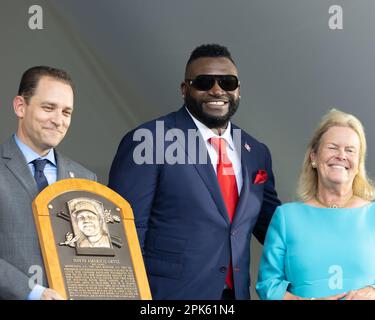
256, 202, 375, 300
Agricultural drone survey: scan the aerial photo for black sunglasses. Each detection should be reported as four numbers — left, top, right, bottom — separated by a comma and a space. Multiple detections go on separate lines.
185, 75, 239, 91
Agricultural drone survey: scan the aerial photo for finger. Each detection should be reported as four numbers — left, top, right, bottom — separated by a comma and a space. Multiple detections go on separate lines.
324, 292, 346, 300
49, 290, 64, 300
334, 292, 347, 300
344, 291, 356, 300
52, 293, 64, 300
327, 292, 346, 300
40, 289, 52, 300
351, 295, 371, 300
41, 288, 64, 300
351, 291, 372, 300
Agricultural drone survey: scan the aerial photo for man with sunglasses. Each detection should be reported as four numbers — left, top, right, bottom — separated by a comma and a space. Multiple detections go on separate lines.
109, 44, 280, 300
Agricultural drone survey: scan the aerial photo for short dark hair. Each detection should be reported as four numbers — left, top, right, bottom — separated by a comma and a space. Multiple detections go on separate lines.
18, 66, 74, 103
185, 44, 236, 73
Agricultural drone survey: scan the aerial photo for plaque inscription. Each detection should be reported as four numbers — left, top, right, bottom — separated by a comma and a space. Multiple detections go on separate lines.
64, 258, 138, 299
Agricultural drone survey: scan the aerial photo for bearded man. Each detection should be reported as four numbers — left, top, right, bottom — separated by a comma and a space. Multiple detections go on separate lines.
108, 44, 280, 300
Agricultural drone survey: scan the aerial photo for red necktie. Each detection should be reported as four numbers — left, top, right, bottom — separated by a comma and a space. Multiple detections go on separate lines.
210, 137, 239, 289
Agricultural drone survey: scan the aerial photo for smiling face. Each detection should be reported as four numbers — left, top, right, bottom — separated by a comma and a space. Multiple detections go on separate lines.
76, 211, 101, 237
13, 76, 73, 156
181, 57, 240, 129
311, 126, 360, 189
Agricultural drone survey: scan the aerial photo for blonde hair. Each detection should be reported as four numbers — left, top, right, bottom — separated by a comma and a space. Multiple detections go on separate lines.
297, 108, 375, 201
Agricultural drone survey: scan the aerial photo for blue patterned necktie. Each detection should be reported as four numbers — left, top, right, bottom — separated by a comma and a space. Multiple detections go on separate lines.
32, 159, 49, 192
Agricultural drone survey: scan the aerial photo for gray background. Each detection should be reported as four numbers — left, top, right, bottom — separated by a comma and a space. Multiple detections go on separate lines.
1, 0, 374, 299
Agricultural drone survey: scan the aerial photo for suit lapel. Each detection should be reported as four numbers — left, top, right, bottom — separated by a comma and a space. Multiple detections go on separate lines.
56, 151, 73, 180
232, 162, 250, 226
231, 128, 258, 226
173, 107, 230, 224
3, 138, 39, 199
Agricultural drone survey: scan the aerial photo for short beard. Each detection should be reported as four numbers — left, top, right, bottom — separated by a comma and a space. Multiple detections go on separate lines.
185, 93, 239, 129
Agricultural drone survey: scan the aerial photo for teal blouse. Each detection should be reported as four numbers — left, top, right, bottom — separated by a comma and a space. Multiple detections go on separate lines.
256, 202, 375, 299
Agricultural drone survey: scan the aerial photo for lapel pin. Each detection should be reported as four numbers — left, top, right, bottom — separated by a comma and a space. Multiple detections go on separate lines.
69, 171, 75, 178
244, 143, 251, 152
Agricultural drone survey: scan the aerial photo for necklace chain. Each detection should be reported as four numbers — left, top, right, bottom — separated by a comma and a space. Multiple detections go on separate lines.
315, 195, 354, 208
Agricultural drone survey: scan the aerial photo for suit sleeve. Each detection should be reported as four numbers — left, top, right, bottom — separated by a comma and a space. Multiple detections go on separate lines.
252, 143, 281, 244
0, 259, 34, 299
108, 129, 159, 251
256, 206, 290, 300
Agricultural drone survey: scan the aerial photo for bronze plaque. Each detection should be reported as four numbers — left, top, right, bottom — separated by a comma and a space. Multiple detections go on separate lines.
32, 179, 152, 300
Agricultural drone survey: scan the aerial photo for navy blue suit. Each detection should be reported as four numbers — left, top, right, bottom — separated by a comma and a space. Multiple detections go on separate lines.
108, 107, 280, 299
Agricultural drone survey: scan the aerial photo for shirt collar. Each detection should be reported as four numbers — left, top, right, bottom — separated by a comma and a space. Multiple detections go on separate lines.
13, 134, 56, 166
185, 106, 234, 150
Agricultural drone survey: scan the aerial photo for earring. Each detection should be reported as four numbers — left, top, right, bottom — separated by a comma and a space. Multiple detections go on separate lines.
311, 161, 317, 168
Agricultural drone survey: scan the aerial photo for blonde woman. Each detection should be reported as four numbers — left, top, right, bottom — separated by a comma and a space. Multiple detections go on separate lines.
256, 109, 375, 300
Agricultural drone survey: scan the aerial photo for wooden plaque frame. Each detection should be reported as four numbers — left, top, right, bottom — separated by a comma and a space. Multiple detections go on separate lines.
32, 178, 152, 300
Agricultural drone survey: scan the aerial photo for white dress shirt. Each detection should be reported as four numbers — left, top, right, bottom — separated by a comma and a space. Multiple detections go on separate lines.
186, 107, 243, 194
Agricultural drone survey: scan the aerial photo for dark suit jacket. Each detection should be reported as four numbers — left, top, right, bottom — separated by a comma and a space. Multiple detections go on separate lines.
0, 137, 97, 299
108, 107, 281, 299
